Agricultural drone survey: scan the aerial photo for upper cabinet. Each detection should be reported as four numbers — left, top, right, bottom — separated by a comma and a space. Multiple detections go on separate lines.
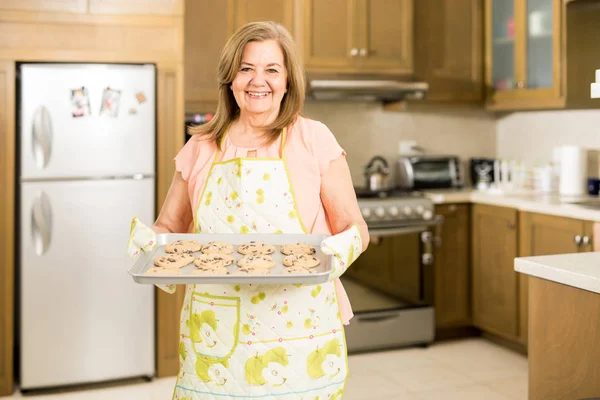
89, 0, 183, 15
413, 0, 484, 104
485, 0, 563, 110
231, 0, 294, 33
0, 0, 87, 13
303, 0, 413, 75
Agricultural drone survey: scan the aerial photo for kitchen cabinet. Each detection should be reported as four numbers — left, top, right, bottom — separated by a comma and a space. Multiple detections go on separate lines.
303, 0, 413, 75
185, 0, 295, 112
485, 0, 563, 110
0, 61, 15, 397
434, 204, 471, 329
471, 204, 519, 341
89, 0, 183, 15
413, 0, 484, 104
518, 211, 595, 345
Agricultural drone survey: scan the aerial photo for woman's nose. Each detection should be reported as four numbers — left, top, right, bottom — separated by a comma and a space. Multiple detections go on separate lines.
249, 70, 267, 86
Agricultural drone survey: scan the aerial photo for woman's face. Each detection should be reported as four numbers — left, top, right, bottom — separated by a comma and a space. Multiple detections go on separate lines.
231, 39, 288, 121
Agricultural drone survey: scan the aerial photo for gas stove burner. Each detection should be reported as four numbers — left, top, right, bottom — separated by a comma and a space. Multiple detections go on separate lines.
354, 187, 423, 199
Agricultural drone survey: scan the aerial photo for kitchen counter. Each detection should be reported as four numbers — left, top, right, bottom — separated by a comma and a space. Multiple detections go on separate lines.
424, 189, 600, 221
515, 252, 600, 294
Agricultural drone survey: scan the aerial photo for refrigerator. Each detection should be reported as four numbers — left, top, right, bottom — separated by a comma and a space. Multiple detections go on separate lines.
18, 63, 156, 390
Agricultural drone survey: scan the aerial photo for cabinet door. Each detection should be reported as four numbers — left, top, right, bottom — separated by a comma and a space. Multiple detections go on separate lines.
525, 0, 560, 92
488, 0, 517, 94
184, 0, 231, 112
434, 204, 471, 328
0, 0, 86, 12
356, 0, 413, 74
472, 204, 519, 340
414, 0, 483, 103
89, 0, 183, 15
303, 0, 356, 72
231, 0, 294, 33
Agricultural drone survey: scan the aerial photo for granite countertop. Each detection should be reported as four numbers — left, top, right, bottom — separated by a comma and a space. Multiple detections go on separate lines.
423, 188, 600, 221
515, 252, 600, 294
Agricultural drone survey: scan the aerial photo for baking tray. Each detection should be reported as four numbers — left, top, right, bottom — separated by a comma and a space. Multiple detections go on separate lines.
128, 233, 334, 285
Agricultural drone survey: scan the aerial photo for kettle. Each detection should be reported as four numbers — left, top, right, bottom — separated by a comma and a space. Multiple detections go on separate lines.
364, 156, 391, 192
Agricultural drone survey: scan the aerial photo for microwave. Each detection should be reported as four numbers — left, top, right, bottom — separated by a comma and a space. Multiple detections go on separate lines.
396, 155, 463, 189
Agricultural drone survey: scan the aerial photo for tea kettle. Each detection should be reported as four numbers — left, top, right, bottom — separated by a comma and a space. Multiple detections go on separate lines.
364, 156, 391, 192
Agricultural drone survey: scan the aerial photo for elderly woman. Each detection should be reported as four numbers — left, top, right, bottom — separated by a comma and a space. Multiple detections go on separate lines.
129, 21, 368, 399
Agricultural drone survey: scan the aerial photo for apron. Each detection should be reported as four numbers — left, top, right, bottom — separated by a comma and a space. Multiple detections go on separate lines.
173, 129, 348, 400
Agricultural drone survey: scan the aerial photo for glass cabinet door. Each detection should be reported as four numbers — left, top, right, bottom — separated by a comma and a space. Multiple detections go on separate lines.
491, 0, 516, 91
526, 0, 554, 89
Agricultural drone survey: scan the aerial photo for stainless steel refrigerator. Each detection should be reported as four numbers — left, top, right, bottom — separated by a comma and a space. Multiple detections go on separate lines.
18, 63, 156, 390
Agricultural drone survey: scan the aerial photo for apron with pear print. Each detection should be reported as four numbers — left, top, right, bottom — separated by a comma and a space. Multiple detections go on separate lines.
173, 129, 348, 400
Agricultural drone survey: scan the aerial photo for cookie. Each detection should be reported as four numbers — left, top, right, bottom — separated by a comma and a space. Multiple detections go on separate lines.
280, 242, 316, 256
237, 254, 276, 269
201, 241, 234, 255
165, 240, 202, 254
237, 241, 275, 255
154, 253, 195, 269
194, 253, 234, 269
145, 267, 182, 275
282, 266, 312, 274
189, 267, 229, 275
232, 267, 270, 275
282, 254, 321, 269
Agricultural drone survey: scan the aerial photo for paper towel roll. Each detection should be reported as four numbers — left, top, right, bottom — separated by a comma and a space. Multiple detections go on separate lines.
559, 145, 588, 196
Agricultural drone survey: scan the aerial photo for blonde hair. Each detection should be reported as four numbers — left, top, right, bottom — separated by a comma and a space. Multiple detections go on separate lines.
189, 21, 305, 147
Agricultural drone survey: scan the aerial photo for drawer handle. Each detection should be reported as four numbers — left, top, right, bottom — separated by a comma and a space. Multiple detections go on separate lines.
574, 235, 583, 246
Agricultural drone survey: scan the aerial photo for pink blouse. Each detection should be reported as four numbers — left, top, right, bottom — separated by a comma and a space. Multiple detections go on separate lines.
174, 116, 346, 235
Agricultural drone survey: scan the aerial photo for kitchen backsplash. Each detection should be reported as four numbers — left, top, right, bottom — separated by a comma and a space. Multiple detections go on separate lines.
302, 102, 497, 187
497, 110, 600, 176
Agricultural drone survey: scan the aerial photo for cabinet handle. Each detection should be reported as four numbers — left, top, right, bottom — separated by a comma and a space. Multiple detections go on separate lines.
582, 236, 590, 246
574, 235, 583, 246
359, 48, 368, 57
514, 81, 525, 89
350, 48, 358, 56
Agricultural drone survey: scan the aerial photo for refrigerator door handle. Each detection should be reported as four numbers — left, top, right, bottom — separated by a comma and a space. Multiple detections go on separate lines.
32, 106, 53, 168
31, 191, 52, 255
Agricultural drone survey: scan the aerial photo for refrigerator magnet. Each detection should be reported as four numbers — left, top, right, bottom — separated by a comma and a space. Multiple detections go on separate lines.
128, 107, 138, 115
100, 87, 122, 118
71, 87, 91, 118
135, 91, 147, 104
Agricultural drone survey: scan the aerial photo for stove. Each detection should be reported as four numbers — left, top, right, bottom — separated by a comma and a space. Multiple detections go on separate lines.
355, 187, 435, 230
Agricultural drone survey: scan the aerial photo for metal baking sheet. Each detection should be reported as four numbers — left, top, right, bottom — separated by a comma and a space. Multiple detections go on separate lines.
128, 233, 334, 285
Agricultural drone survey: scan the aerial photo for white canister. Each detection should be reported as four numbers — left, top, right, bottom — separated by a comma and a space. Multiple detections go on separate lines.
559, 145, 588, 196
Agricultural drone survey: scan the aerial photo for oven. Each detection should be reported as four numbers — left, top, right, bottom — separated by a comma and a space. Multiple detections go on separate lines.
342, 192, 443, 353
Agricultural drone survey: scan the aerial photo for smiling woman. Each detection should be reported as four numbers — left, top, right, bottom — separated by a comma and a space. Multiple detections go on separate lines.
129, 21, 370, 400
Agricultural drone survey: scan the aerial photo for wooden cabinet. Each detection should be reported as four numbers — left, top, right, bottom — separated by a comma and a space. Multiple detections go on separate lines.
518, 212, 595, 345
185, 0, 294, 112
434, 204, 471, 328
414, 0, 484, 104
0, 0, 87, 13
0, 61, 15, 397
303, 0, 413, 75
89, 0, 183, 15
471, 204, 519, 340
485, 0, 564, 110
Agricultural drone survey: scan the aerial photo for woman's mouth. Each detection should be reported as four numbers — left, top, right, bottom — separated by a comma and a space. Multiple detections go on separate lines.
247, 91, 270, 99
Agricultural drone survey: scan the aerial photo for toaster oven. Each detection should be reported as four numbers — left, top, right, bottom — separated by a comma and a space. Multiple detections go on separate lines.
396, 155, 463, 190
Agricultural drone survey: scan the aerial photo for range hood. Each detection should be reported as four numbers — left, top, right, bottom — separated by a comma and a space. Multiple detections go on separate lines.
306, 75, 429, 103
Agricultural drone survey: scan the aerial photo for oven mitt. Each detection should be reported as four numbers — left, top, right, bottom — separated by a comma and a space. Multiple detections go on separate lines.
320, 224, 363, 281
128, 216, 176, 294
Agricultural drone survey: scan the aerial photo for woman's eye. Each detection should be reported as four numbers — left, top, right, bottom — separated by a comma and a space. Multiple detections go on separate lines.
240, 67, 251, 72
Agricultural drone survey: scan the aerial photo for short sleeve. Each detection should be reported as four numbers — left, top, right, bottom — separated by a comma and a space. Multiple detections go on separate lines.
173, 135, 215, 182
312, 121, 346, 176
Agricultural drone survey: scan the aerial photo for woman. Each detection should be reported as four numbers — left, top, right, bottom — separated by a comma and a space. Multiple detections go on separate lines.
128, 21, 368, 399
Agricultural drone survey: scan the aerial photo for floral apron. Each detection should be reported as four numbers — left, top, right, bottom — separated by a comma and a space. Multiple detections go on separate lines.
173, 129, 347, 400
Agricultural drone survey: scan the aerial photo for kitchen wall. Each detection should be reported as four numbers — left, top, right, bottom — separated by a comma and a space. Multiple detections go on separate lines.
302, 102, 497, 186
496, 110, 600, 175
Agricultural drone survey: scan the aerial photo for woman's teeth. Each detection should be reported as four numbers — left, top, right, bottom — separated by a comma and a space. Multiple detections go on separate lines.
248, 92, 269, 97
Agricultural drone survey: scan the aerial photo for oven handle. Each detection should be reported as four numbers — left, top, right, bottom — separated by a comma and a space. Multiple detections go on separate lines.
368, 216, 444, 237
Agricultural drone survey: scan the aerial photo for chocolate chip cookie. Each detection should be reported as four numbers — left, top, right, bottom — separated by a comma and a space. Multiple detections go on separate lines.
237, 241, 275, 255
193, 253, 234, 269
189, 266, 229, 275
280, 242, 316, 256
282, 254, 321, 269
282, 265, 313, 274
201, 241, 234, 255
154, 253, 195, 269
232, 267, 270, 275
165, 240, 202, 254
236, 254, 276, 269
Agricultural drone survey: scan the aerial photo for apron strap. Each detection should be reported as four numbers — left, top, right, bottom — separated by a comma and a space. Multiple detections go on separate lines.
216, 126, 287, 160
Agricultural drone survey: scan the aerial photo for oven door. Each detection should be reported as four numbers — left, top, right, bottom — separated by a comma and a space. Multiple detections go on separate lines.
342, 217, 442, 352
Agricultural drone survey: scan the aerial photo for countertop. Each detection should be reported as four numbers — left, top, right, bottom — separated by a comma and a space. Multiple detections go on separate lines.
424, 188, 600, 221
515, 252, 600, 294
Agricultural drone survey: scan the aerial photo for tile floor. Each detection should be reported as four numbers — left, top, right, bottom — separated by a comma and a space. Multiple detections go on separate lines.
2, 338, 528, 400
